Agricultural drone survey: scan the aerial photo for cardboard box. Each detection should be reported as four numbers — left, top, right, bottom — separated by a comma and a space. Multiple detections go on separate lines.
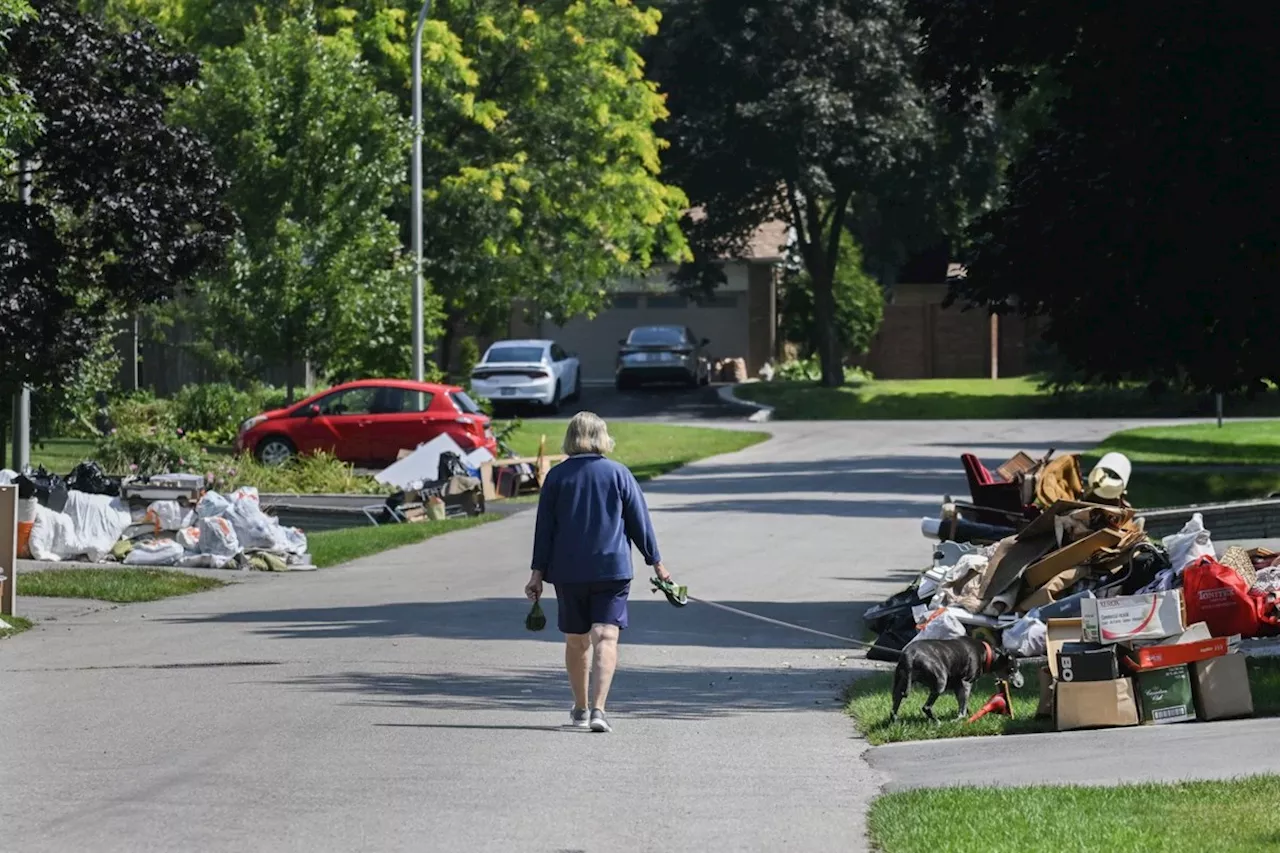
1135, 664, 1197, 725
1190, 654, 1254, 721
1121, 624, 1239, 671
1057, 642, 1120, 683
1081, 591, 1183, 644
1046, 617, 1084, 678
1037, 665, 1055, 718
1023, 528, 1126, 591
1056, 677, 1140, 731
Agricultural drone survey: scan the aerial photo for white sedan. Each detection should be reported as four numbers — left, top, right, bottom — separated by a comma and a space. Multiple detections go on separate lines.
469, 339, 581, 412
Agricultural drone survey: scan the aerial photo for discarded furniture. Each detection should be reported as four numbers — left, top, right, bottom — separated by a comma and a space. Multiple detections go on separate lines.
481, 435, 566, 501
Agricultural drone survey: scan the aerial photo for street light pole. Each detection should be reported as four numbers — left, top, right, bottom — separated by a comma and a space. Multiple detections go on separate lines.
12, 159, 33, 472
410, 0, 432, 383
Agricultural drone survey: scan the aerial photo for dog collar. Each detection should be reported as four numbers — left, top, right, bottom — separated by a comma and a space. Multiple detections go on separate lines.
982, 641, 994, 673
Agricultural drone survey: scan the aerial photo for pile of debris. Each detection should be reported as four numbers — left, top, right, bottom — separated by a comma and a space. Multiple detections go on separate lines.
5, 463, 312, 571
867, 448, 1271, 729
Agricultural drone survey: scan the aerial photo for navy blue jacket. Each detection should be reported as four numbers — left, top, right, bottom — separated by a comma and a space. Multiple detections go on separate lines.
530, 454, 661, 584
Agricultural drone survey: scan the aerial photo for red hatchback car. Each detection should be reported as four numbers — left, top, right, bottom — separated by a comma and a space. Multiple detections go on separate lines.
235, 379, 497, 467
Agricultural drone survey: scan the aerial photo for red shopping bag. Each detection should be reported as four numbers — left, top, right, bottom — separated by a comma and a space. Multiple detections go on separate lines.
1184, 556, 1261, 638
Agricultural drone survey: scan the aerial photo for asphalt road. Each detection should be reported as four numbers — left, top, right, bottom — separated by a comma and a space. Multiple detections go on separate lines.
500, 381, 745, 422
2, 416, 1202, 852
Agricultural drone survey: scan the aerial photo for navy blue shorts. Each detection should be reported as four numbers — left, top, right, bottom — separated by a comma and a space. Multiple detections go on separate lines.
554, 580, 630, 635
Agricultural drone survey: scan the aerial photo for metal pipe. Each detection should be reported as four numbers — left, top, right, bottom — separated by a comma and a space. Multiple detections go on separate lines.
410, 1, 432, 383
12, 159, 32, 472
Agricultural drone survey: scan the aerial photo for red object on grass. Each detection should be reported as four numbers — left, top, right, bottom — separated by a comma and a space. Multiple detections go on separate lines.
966, 681, 1015, 724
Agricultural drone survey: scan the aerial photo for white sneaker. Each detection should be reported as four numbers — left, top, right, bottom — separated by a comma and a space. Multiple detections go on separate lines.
589, 709, 612, 733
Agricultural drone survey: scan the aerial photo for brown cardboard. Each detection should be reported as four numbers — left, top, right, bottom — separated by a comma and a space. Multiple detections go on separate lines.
1017, 564, 1093, 612
1046, 617, 1084, 678
1017, 500, 1100, 542
1191, 654, 1254, 721
978, 535, 1058, 600
1056, 677, 1140, 731
1036, 666, 1055, 718
1022, 528, 1126, 591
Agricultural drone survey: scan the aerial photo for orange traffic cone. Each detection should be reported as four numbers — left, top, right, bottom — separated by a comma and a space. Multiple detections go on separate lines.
966, 681, 1014, 724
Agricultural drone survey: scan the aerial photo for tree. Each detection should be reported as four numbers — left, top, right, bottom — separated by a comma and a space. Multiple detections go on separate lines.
913, 1, 1280, 393
0, 0, 232, 396
780, 231, 884, 361
648, 0, 1001, 386
174, 13, 427, 399
109, 0, 691, 375
0, 0, 39, 159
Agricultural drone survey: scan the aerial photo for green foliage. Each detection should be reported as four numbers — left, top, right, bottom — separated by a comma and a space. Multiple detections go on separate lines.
781, 232, 885, 359
173, 12, 433, 388
773, 356, 872, 385
171, 382, 288, 443
0, 0, 40, 161
95, 425, 207, 476
203, 451, 389, 495
456, 337, 480, 383
109, 392, 178, 432
18, 568, 225, 602
651, 0, 1001, 387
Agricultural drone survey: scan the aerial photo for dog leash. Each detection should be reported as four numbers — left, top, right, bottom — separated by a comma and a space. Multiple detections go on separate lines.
650, 577, 903, 657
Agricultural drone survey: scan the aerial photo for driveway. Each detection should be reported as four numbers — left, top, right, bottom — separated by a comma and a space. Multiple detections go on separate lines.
0, 418, 1160, 852
507, 382, 744, 422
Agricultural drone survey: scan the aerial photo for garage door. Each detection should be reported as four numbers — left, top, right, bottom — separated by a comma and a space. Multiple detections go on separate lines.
549, 291, 749, 380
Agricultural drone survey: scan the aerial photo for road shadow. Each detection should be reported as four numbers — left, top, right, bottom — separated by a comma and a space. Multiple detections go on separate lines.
169, 597, 883, 649
287, 662, 852, 720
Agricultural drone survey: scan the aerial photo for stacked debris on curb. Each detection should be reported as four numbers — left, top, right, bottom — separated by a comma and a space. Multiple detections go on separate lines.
5, 463, 313, 571
867, 449, 1270, 730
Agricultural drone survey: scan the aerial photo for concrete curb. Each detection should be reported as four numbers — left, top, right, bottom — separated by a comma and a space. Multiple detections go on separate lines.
717, 383, 775, 423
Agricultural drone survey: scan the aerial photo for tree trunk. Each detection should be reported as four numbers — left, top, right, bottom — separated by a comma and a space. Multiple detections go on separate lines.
810, 264, 844, 387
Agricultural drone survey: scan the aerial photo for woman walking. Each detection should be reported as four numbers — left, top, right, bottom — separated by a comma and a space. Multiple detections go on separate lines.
525, 411, 671, 733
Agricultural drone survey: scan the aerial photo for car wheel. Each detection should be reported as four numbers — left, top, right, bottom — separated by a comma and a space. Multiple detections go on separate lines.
685, 370, 699, 389
547, 382, 562, 414
255, 436, 296, 466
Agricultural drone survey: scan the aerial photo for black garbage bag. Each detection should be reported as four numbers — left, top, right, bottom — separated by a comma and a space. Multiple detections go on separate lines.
1117, 542, 1172, 596
66, 461, 122, 497
17, 466, 69, 512
863, 584, 927, 634
437, 451, 469, 482
867, 624, 916, 662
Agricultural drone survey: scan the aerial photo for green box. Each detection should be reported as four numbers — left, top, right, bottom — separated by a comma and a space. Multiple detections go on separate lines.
1135, 664, 1197, 725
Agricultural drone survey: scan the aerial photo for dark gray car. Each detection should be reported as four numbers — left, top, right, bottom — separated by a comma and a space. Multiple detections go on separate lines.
615, 325, 711, 390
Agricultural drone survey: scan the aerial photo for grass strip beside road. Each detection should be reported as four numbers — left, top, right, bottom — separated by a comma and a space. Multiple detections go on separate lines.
308, 516, 499, 568
0, 615, 33, 638
1087, 421, 1280, 507
847, 656, 1280, 745
736, 378, 1280, 421
18, 569, 225, 603
506, 421, 768, 482
868, 776, 1280, 853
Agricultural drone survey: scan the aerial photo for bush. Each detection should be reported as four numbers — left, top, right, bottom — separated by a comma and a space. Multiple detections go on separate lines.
773, 356, 872, 385
203, 452, 389, 496
457, 337, 481, 383
109, 392, 178, 432
171, 382, 290, 445
96, 427, 208, 476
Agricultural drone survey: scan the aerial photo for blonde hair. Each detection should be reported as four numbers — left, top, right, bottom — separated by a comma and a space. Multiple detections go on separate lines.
562, 411, 616, 456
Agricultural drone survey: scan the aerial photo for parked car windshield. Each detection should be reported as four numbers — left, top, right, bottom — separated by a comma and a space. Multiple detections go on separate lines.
484, 346, 545, 363
450, 391, 482, 414
627, 326, 686, 346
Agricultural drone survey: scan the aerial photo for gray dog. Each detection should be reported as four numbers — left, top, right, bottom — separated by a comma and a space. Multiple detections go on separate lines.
889, 637, 1024, 722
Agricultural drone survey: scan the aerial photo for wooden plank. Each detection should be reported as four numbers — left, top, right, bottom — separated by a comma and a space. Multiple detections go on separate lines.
0, 484, 16, 617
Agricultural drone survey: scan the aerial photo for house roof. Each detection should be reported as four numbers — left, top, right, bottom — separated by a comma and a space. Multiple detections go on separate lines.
685, 207, 790, 263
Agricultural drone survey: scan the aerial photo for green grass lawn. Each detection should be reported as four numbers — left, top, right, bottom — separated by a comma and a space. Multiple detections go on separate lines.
307, 515, 499, 568
28, 438, 97, 473
847, 656, 1280, 745
868, 776, 1280, 853
18, 569, 226, 603
0, 614, 33, 639
735, 377, 1280, 421
1087, 421, 1280, 507
507, 420, 769, 481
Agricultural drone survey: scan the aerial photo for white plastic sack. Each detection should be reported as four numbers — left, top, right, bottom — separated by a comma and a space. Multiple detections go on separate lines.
1002, 616, 1047, 657
196, 490, 231, 519
230, 486, 260, 504
0, 468, 16, 485
177, 526, 202, 551
178, 553, 233, 570
63, 490, 131, 563
1162, 512, 1214, 573
282, 526, 308, 556
124, 538, 185, 566
145, 500, 187, 533
908, 608, 969, 644
198, 516, 241, 558
227, 497, 287, 551
27, 504, 79, 562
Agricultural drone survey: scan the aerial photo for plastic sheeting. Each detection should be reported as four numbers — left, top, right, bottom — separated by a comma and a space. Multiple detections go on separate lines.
63, 491, 131, 563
